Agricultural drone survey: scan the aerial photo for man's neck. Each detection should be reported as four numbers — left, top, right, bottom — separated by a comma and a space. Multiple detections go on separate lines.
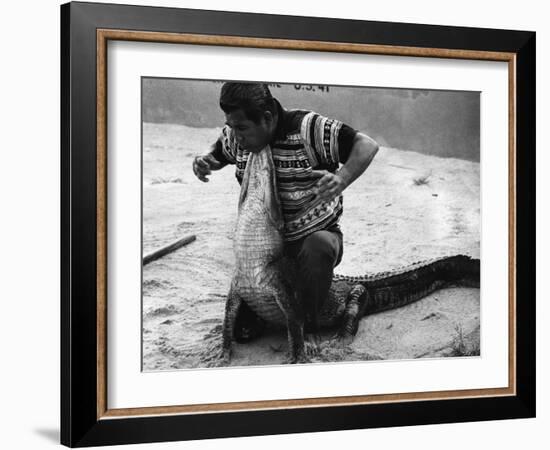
271, 98, 286, 142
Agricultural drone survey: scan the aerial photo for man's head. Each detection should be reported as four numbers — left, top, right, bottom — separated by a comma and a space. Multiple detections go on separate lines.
220, 82, 278, 153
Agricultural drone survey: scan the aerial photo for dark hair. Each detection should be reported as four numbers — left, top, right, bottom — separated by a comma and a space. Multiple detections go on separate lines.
219, 82, 277, 123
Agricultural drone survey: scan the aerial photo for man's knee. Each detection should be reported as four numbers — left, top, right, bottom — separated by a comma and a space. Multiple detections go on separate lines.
298, 231, 340, 268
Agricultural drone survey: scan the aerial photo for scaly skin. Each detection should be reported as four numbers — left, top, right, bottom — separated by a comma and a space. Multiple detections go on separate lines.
223, 146, 480, 363
235, 254, 479, 342
222, 146, 307, 364
322, 254, 479, 338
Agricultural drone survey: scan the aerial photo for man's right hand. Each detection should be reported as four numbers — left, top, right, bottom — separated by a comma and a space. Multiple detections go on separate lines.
192, 154, 224, 182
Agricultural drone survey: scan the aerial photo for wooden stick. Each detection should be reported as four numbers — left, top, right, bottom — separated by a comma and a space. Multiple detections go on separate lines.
143, 234, 196, 266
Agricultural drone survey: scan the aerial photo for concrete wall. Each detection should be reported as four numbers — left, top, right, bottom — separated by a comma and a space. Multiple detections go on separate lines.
143, 78, 480, 161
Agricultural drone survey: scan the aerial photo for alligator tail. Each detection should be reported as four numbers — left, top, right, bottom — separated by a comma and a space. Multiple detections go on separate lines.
356, 255, 480, 316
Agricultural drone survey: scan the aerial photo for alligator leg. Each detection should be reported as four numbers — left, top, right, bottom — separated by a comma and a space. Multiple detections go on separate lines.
221, 285, 242, 364
285, 311, 307, 364
272, 282, 308, 364
336, 284, 368, 343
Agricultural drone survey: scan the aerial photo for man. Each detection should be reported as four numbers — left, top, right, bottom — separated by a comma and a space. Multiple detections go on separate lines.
193, 82, 379, 339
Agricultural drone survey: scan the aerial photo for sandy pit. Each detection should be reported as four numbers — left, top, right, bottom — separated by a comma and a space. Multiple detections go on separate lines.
142, 123, 480, 371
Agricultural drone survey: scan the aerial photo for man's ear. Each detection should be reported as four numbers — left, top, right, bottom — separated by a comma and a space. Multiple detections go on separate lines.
263, 111, 274, 126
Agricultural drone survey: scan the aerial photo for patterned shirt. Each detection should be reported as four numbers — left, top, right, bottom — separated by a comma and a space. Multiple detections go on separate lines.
212, 99, 357, 241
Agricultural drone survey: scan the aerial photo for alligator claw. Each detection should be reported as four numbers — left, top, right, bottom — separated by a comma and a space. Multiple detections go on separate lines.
304, 338, 319, 358
205, 348, 232, 368
332, 332, 354, 347
222, 349, 231, 364
284, 351, 310, 364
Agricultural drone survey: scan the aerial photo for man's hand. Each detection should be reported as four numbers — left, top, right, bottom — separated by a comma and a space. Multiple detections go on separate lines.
192, 153, 224, 182
311, 169, 349, 202
310, 133, 379, 202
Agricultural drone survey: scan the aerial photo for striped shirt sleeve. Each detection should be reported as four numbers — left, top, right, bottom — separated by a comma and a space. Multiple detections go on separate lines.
300, 112, 356, 167
211, 125, 238, 165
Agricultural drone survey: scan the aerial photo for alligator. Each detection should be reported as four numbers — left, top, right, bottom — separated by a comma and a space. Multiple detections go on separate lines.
221, 145, 480, 364
221, 145, 307, 363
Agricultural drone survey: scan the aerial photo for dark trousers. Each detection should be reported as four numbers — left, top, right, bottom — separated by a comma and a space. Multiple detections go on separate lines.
284, 224, 344, 332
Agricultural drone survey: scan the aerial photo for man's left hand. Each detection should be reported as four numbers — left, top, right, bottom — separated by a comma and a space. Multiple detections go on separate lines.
311, 169, 348, 202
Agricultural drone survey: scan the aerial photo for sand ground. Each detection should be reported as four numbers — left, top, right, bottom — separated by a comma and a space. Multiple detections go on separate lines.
142, 123, 480, 370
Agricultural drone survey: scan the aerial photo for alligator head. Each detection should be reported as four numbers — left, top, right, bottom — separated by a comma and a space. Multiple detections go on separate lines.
238, 145, 284, 232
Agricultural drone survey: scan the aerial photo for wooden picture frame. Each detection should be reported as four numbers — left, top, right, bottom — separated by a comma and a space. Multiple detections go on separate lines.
61, 1, 535, 447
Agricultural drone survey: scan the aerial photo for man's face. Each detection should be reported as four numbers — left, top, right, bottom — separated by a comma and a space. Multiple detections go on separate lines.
225, 109, 274, 153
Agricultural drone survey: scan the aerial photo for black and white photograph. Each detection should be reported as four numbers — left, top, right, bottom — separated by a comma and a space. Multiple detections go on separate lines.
141, 78, 481, 370
1, 0, 543, 447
